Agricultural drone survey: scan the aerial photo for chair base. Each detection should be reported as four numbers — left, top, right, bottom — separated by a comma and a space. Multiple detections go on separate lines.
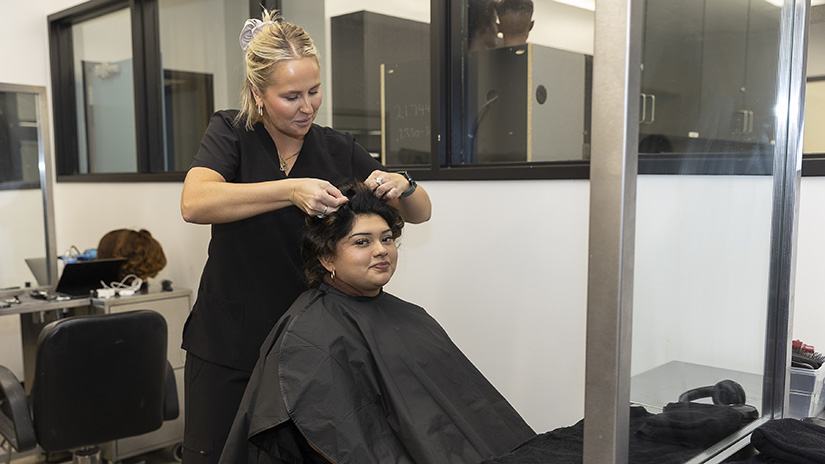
72, 446, 100, 464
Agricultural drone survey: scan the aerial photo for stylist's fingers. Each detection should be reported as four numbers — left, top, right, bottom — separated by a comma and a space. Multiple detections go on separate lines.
292, 179, 348, 217
318, 186, 348, 216
366, 170, 403, 200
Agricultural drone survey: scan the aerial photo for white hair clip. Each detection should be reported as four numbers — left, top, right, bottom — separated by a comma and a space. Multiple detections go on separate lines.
239, 19, 274, 52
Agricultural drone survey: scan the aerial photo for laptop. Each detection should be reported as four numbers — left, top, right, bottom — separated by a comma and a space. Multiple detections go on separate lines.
53, 258, 127, 299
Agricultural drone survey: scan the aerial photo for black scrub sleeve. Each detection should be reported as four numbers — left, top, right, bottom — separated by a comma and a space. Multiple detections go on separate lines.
190, 110, 244, 182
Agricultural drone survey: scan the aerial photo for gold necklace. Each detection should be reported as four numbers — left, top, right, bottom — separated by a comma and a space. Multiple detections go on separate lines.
277, 149, 300, 171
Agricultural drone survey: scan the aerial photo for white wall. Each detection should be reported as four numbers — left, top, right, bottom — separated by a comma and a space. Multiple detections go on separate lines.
633, 176, 774, 377
46, 179, 593, 432
0, 189, 46, 290
386, 180, 591, 429
0, 0, 55, 382
2, 0, 825, 438
529, 1, 594, 54
793, 177, 825, 346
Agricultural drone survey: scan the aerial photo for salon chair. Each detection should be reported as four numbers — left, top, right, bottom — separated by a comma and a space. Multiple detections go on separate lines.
0, 310, 178, 464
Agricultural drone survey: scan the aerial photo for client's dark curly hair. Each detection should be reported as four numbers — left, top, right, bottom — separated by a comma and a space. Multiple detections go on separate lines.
302, 180, 404, 288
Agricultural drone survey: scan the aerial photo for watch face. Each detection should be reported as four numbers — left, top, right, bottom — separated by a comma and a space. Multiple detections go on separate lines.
396, 170, 417, 198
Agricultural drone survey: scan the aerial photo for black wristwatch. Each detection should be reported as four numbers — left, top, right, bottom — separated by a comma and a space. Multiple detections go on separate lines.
396, 171, 417, 198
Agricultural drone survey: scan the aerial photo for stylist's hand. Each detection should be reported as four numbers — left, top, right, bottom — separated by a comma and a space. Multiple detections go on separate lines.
366, 170, 410, 200
290, 178, 348, 217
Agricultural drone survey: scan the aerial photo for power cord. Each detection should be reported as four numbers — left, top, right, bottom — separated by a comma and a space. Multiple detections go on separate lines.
96, 274, 143, 298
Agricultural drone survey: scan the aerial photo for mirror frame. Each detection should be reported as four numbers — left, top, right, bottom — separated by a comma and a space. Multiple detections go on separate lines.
0, 83, 57, 298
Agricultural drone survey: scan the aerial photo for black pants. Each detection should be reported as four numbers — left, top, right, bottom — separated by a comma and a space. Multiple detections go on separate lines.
183, 352, 251, 464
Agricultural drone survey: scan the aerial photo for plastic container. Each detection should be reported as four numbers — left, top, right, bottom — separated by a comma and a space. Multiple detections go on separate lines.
788, 366, 825, 419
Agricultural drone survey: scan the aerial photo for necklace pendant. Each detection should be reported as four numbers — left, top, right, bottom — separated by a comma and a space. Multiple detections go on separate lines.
280, 160, 287, 171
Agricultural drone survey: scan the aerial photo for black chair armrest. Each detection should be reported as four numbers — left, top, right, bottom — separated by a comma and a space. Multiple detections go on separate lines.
163, 361, 179, 421
0, 366, 36, 452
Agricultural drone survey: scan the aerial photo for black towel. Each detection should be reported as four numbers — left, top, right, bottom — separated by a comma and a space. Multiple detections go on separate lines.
748, 418, 825, 464
636, 402, 743, 448
482, 406, 703, 464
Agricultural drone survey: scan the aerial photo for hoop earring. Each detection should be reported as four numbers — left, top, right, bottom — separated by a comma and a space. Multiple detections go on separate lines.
257, 106, 263, 116
331, 269, 335, 280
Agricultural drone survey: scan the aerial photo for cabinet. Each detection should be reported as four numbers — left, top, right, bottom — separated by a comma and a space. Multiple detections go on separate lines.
464, 44, 589, 163
92, 289, 191, 463
640, 0, 780, 154
331, 11, 429, 155
639, 0, 704, 148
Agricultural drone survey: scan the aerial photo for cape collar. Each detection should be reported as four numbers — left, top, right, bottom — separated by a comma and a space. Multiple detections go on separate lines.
322, 274, 382, 298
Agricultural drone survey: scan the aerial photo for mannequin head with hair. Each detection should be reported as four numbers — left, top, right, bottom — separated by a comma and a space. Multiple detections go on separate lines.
97, 229, 167, 281
495, 0, 534, 47
469, 0, 499, 52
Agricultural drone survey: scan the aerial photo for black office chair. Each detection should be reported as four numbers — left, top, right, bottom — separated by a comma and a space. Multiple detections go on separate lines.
0, 310, 178, 464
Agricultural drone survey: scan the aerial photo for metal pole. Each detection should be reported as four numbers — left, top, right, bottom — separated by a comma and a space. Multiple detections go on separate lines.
583, 0, 643, 461
763, 0, 809, 421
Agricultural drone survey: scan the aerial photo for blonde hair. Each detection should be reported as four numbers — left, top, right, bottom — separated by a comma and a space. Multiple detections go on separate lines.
236, 10, 320, 130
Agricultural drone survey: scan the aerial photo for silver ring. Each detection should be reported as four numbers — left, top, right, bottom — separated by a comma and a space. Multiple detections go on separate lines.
316, 205, 328, 219
375, 177, 384, 185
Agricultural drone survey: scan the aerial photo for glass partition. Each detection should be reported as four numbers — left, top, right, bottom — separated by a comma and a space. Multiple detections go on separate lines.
71, 7, 137, 174
460, 0, 593, 165
157, 0, 248, 172
283, 0, 595, 169
626, 0, 804, 462
585, 0, 806, 460
639, 0, 779, 159
285, 0, 432, 165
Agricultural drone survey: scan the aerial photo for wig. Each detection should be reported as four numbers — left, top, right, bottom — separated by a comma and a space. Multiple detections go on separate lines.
97, 229, 167, 280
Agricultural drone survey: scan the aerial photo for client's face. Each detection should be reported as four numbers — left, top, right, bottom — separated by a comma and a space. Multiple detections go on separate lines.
324, 214, 398, 296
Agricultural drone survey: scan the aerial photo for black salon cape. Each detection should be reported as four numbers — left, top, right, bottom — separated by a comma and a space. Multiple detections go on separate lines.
219, 283, 536, 464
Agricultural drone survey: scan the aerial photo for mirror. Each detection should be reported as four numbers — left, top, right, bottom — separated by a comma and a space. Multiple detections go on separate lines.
0, 83, 57, 297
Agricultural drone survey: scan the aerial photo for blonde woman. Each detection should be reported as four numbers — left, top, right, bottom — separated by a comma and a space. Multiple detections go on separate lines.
179, 11, 431, 463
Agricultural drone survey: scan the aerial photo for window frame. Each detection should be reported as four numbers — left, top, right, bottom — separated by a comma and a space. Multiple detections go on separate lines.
49, 0, 818, 182
408, 0, 591, 182
375, 0, 789, 181
48, 0, 271, 183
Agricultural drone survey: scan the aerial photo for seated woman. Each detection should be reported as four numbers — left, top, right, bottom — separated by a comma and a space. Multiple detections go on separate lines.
220, 181, 536, 464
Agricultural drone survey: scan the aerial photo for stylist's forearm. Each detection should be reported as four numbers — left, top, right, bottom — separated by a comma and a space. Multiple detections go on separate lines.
397, 187, 432, 224
182, 178, 297, 224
